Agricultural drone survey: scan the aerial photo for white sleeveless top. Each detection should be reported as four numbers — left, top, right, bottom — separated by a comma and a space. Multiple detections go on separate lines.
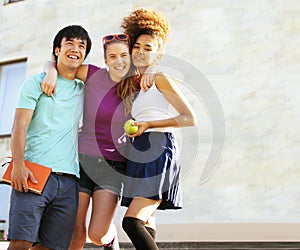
131, 82, 176, 133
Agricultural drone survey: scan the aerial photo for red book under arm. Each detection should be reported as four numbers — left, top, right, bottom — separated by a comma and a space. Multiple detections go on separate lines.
1, 159, 52, 195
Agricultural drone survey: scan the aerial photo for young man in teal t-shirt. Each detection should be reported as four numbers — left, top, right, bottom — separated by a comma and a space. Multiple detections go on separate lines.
7, 25, 92, 250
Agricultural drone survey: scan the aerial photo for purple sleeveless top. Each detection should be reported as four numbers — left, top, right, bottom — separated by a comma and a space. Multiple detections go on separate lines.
78, 64, 130, 161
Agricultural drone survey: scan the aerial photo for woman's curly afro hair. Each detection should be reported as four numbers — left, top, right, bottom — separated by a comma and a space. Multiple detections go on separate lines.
120, 8, 170, 49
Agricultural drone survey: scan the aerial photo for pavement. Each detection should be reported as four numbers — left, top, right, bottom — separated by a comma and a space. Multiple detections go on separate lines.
1, 241, 300, 249
0, 242, 7, 250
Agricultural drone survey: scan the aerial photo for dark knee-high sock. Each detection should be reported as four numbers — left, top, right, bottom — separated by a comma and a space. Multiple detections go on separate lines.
145, 226, 156, 239
122, 217, 158, 250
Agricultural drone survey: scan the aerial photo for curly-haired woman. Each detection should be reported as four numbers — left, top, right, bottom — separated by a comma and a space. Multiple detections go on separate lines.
120, 8, 196, 250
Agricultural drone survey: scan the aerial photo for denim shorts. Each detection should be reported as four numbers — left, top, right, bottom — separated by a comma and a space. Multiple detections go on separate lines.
79, 153, 125, 196
8, 173, 79, 249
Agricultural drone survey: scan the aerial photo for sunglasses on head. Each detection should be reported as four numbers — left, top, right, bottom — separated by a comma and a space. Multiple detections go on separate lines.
102, 34, 129, 44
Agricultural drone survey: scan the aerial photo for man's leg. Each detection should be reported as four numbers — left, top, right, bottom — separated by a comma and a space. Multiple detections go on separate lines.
38, 175, 78, 249
7, 239, 32, 250
68, 192, 91, 250
8, 189, 48, 250
30, 243, 51, 250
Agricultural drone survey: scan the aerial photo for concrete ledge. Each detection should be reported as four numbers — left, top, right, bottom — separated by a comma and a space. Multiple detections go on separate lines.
1, 241, 299, 249
84, 241, 300, 249
116, 223, 300, 242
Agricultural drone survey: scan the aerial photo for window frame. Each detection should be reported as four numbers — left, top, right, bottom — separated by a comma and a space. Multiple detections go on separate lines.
0, 59, 27, 136
3, 0, 24, 5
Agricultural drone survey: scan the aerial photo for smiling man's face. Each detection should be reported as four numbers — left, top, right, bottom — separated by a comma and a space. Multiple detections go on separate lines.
55, 37, 87, 72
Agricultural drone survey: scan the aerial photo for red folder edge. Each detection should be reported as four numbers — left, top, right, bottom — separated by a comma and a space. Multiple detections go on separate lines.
1, 159, 52, 195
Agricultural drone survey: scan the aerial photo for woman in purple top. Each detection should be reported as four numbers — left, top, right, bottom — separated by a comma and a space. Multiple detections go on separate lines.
43, 34, 132, 249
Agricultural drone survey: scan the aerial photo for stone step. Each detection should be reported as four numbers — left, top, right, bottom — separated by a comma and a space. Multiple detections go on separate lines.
83, 241, 300, 249
1, 241, 300, 249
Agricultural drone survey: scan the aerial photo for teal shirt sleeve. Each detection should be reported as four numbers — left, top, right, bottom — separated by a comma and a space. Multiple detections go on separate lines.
16, 73, 45, 110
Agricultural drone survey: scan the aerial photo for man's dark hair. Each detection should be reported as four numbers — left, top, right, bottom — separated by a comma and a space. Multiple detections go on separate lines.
52, 25, 92, 62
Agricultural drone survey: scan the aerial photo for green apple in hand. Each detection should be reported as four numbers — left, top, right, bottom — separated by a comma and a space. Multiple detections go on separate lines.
124, 119, 138, 135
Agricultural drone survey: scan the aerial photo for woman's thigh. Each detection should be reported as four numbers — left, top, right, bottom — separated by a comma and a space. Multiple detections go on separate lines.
124, 197, 161, 222
88, 189, 119, 234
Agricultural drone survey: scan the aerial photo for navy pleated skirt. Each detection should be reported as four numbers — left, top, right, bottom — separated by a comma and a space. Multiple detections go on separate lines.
121, 132, 182, 210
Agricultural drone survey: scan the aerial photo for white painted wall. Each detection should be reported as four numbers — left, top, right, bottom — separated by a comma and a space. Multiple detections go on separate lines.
0, 0, 299, 241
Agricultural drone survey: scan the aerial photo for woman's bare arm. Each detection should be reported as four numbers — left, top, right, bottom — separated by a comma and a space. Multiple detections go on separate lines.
41, 61, 89, 96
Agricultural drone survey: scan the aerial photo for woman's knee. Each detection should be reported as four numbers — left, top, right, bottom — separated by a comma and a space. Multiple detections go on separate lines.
88, 228, 107, 245
122, 216, 145, 233
88, 223, 117, 246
